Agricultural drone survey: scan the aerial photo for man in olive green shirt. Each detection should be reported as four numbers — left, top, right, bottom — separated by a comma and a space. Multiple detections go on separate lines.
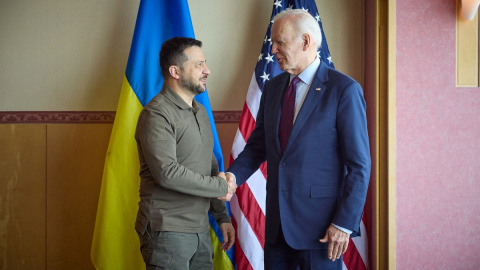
135, 37, 236, 270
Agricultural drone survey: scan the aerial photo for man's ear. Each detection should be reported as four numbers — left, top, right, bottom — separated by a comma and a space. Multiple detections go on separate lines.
169, 66, 181, 79
302, 34, 312, 51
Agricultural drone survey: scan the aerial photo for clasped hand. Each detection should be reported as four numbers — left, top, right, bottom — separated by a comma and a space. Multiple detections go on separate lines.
217, 172, 237, 201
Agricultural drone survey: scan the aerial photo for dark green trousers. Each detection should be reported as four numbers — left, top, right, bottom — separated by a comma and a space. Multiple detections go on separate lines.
138, 229, 213, 270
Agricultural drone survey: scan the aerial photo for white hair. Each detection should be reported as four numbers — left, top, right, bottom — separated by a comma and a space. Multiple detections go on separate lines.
273, 9, 322, 50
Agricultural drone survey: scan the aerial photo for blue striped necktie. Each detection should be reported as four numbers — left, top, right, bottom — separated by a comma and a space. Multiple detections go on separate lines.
279, 76, 300, 153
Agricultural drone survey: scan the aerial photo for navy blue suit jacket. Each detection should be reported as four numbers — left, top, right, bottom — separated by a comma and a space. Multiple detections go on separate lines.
228, 61, 371, 250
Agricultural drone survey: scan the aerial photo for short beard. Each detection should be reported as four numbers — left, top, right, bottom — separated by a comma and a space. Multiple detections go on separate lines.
181, 74, 205, 96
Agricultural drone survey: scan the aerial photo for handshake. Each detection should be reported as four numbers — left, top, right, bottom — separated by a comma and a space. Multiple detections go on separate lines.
217, 172, 237, 201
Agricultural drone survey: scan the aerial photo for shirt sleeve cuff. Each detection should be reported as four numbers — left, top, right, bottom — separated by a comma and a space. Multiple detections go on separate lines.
332, 223, 352, 234
225, 172, 237, 184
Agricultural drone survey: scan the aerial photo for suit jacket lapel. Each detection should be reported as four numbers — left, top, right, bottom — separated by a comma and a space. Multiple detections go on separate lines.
284, 62, 329, 153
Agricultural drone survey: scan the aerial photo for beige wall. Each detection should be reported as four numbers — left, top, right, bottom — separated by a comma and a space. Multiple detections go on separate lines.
0, 0, 364, 111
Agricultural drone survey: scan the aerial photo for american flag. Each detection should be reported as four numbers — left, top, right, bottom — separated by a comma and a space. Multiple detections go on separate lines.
228, 0, 369, 269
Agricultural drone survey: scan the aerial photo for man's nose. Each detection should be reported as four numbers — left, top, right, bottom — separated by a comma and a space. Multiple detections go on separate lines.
271, 44, 278, 54
204, 65, 210, 75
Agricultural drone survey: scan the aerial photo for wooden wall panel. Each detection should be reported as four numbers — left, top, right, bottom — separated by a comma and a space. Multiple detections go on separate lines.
46, 124, 112, 270
0, 120, 239, 268
0, 124, 47, 270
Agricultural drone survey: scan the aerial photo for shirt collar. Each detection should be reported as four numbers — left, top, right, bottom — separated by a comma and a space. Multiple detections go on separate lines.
161, 85, 199, 112
290, 57, 321, 86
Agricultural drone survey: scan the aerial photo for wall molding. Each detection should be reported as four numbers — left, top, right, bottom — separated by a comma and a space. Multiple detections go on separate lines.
0, 111, 242, 124
211, 110, 242, 123
0, 111, 116, 123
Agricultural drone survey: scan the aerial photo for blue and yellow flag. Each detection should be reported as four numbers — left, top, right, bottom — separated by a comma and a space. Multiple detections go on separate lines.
91, 0, 234, 269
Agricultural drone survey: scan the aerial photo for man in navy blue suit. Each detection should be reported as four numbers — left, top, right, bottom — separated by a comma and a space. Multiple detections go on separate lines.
226, 9, 371, 270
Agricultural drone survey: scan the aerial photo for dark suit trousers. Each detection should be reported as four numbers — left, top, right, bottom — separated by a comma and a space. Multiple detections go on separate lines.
264, 226, 342, 270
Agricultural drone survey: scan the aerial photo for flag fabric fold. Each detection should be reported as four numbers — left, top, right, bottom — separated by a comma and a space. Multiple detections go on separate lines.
229, 1, 369, 269
91, 0, 233, 269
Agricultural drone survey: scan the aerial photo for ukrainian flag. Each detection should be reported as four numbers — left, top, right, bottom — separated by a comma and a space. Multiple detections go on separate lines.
91, 0, 234, 269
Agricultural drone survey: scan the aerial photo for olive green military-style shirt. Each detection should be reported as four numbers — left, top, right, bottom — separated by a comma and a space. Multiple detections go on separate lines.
135, 85, 230, 234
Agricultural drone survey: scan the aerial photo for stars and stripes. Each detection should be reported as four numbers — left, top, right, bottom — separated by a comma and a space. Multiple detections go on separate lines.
229, 1, 369, 269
